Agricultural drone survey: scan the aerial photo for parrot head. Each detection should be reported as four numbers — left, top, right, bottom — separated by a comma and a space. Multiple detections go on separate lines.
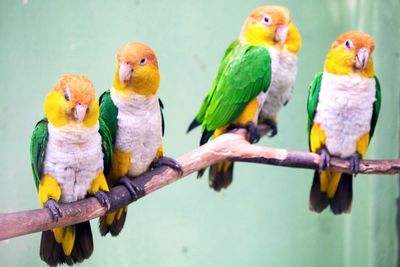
325, 32, 375, 78
239, 5, 301, 53
113, 42, 160, 96
44, 74, 99, 128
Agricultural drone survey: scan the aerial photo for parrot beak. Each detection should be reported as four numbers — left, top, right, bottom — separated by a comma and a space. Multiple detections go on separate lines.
355, 48, 369, 70
119, 62, 133, 84
73, 104, 88, 123
274, 25, 288, 44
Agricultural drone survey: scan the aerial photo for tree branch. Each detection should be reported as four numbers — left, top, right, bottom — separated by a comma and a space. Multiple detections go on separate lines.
1, 129, 399, 241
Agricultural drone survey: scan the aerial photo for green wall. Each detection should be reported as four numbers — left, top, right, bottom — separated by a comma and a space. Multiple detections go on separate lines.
0, 0, 399, 266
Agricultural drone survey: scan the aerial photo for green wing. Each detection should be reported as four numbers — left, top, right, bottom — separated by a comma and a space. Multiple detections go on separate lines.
306, 72, 323, 150
194, 40, 241, 125
199, 43, 271, 131
99, 90, 118, 144
370, 76, 381, 140
99, 118, 113, 176
307, 72, 323, 135
30, 119, 49, 189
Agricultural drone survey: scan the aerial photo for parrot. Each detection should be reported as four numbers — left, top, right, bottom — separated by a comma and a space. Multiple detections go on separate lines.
307, 32, 381, 214
187, 5, 301, 191
98, 42, 182, 236
30, 74, 112, 266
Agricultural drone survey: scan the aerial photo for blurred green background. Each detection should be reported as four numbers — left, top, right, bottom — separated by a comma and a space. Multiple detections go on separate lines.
0, 0, 399, 266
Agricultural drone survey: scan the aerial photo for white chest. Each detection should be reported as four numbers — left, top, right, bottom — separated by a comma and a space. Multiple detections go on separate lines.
43, 123, 104, 203
260, 48, 298, 118
314, 72, 376, 158
111, 88, 162, 176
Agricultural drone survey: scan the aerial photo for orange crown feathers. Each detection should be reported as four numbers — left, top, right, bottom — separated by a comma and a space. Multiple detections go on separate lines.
116, 42, 159, 68
54, 74, 95, 105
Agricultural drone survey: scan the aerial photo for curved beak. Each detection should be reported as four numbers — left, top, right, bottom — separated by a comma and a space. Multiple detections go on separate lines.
275, 24, 288, 44
355, 48, 369, 70
119, 62, 133, 84
73, 104, 87, 123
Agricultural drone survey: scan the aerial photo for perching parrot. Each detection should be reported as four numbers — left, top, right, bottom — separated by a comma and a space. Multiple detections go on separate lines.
187, 6, 301, 191
30, 74, 112, 266
98, 42, 182, 236
307, 32, 381, 214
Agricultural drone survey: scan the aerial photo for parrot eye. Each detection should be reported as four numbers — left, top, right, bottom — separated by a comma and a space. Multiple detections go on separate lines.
344, 39, 354, 49
63, 89, 70, 101
139, 57, 148, 66
262, 15, 272, 26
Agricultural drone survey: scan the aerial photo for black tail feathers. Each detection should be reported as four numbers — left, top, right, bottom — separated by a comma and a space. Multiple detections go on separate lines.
99, 208, 127, 237
309, 171, 329, 213
209, 161, 234, 191
309, 171, 353, 215
200, 130, 213, 146
40, 221, 93, 266
330, 173, 353, 214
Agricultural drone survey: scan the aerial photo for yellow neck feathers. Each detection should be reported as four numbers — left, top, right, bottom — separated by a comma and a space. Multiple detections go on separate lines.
324, 48, 375, 78
113, 64, 160, 96
285, 23, 301, 53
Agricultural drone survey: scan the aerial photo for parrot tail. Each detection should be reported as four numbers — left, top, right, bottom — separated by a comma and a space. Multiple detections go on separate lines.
99, 206, 127, 236
330, 173, 353, 214
309, 171, 329, 213
40, 221, 93, 266
209, 161, 234, 191
309, 171, 353, 214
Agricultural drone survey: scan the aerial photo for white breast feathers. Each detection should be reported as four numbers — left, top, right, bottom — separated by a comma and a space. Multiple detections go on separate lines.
259, 48, 298, 119
314, 72, 376, 158
43, 122, 104, 203
111, 88, 162, 176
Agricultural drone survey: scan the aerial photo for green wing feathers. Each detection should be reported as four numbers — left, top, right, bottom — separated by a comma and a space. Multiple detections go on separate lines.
307, 72, 323, 135
370, 76, 381, 139
99, 118, 113, 176
195, 44, 271, 132
99, 90, 118, 144
30, 119, 49, 189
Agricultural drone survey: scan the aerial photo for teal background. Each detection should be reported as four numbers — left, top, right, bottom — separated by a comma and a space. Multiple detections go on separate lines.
0, 0, 399, 266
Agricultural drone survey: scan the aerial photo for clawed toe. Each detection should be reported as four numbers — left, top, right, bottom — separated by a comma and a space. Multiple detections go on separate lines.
95, 190, 111, 210
318, 148, 331, 171
151, 156, 183, 176
263, 119, 278, 137
349, 153, 361, 174
118, 177, 145, 201
245, 122, 261, 144
44, 199, 63, 222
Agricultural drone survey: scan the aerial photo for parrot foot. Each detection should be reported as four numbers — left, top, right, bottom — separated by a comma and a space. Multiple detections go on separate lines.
94, 190, 111, 210
44, 199, 63, 222
118, 177, 145, 201
228, 122, 260, 144
151, 156, 183, 176
318, 148, 331, 171
245, 122, 261, 143
349, 153, 361, 175
262, 118, 278, 137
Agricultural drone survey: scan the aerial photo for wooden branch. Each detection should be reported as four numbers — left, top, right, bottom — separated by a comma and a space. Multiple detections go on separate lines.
1, 129, 399, 241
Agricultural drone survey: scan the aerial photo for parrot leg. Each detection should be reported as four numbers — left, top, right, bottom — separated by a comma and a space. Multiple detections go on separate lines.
262, 118, 278, 137
118, 177, 145, 201
44, 199, 63, 222
94, 191, 111, 210
318, 148, 331, 171
151, 156, 183, 176
349, 152, 361, 174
